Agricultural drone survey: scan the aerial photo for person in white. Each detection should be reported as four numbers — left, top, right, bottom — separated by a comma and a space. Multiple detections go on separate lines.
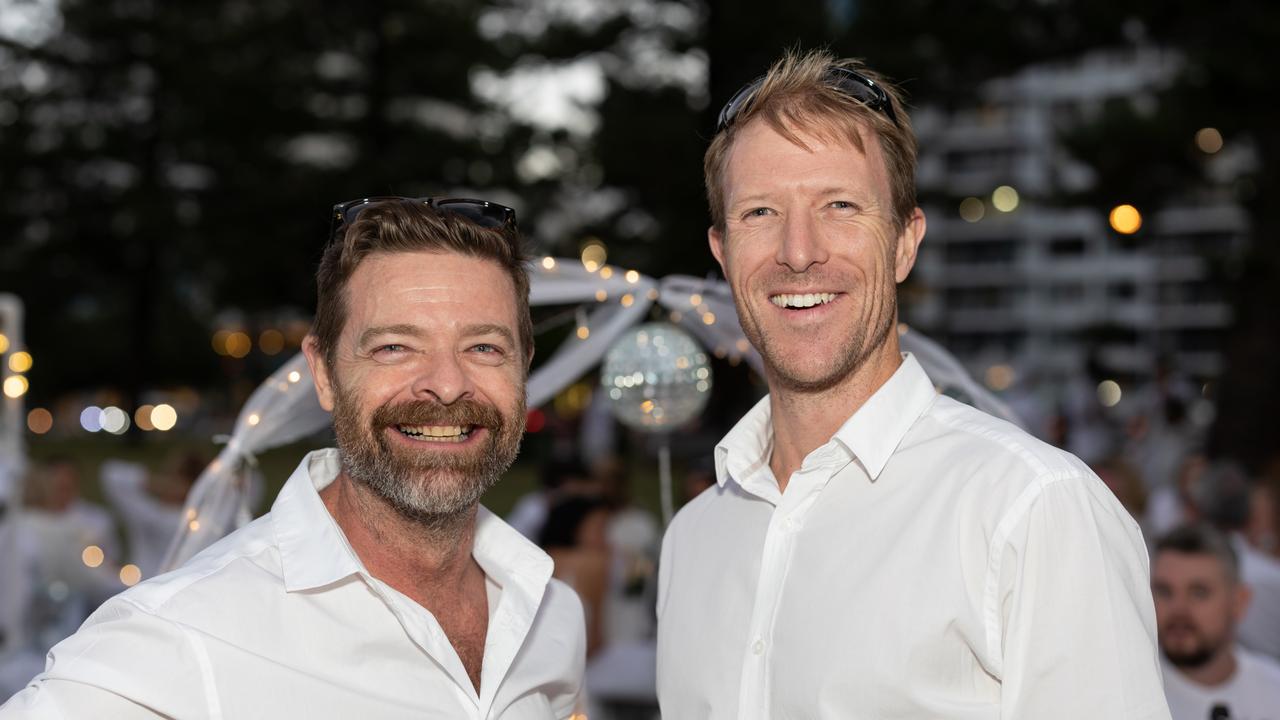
656, 49, 1171, 719
1, 197, 586, 718
1154, 524, 1280, 720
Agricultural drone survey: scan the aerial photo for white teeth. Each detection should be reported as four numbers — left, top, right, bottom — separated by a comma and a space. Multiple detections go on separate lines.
769, 292, 836, 309
397, 425, 472, 442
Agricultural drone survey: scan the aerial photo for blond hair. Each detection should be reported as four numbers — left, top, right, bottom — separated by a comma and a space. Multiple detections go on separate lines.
704, 49, 917, 233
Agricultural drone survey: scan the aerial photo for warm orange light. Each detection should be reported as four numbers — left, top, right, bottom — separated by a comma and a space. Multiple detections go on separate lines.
1109, 204, 1142, 234
27, 408, 53, 434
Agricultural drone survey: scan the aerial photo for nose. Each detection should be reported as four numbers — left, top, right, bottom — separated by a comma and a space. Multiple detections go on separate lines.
409, 352, 474, 405
775, 210, 828, 273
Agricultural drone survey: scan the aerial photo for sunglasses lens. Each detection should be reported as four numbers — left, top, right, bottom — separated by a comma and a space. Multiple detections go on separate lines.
437, 200, 513, 229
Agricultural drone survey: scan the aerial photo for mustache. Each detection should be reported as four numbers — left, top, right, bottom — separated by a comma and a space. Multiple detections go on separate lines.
370, 398, 504, 430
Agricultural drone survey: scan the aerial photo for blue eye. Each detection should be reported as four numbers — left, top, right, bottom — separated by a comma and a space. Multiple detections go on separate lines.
746, 207, 773, 217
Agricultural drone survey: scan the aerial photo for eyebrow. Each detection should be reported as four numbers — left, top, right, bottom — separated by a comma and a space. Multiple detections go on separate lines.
357, 324, 423, 348
356, 323, 516, 348
463, 323, 517, 347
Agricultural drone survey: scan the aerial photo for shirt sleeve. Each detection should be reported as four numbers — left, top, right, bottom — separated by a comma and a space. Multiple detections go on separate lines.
994, 473, 1172, 719
0, 597, 215, 719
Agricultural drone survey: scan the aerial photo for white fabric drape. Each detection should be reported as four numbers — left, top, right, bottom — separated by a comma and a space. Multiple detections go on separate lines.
160, 261, 1022, 571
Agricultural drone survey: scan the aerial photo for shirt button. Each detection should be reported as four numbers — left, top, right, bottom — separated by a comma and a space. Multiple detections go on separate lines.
752, 638, 765, 655
783, 517, 795, 531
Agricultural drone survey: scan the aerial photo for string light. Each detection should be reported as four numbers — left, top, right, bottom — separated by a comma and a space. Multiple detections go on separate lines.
82, 546, 104, 568
3, 375, 28, 398
8, 351, 32, 372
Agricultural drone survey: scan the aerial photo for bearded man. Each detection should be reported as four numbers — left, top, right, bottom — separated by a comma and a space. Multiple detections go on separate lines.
1, 199, 585, 719
1153, 524, 1280, 720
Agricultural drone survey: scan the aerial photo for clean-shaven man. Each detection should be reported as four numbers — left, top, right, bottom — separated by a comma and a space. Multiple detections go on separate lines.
656, 49, 1170, 719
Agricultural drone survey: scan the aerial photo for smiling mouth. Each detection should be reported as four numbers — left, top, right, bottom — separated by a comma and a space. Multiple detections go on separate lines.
769, 292, 838, 309
395, 424, 476, 443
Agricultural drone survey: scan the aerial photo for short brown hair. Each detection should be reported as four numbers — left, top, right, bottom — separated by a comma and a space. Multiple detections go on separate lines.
311, 200, 532, 370
704, 49, 918, 233
1155, 523, 1240, 584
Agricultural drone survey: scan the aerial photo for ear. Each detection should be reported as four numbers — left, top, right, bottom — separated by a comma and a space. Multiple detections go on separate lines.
894, 207, 927, 283
1233, 582, 1253, 622
302, 335, 337, 413
708, 225, 728, 277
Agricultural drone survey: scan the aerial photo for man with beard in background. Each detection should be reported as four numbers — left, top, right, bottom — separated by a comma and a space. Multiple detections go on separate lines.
1153, 524, 1280, 720
1, 199, 586, 719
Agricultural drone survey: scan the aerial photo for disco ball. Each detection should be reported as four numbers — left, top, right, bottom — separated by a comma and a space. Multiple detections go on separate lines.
601, 323, 712, 432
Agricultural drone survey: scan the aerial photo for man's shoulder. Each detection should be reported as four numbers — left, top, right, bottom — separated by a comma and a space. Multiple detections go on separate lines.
1239, 646, 1280, 686
116, 512, 283, 619
916, 394, 1092, 486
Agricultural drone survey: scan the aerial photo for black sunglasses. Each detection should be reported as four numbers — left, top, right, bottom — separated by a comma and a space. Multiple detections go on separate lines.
716, 66, 900, 132
329, 196, 518, 244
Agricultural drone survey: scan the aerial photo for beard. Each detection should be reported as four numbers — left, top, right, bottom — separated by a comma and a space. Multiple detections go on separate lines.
1160, 618, 1226, 669
331, 381, 525, 530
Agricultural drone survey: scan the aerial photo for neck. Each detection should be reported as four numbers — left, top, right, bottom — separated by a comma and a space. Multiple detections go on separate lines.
1177, 646, 1239, 687
320, 472, 481, 596
767, 341, 903, 491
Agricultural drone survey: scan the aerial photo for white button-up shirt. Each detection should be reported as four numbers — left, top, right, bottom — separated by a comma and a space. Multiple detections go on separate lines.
657, 354, 1171, 719
2, 449, 585, 719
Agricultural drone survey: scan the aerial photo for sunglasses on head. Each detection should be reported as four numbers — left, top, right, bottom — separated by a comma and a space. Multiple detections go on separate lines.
328, 196, 518, 245
716, 65, 900, 133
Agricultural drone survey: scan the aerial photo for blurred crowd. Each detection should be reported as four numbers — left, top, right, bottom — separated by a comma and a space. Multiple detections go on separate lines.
0, 452, 206, 696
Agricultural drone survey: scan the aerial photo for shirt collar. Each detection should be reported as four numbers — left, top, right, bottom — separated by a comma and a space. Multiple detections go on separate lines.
714, 353, 938, 488
273, 449, 365, 592
830, 353, 938, 480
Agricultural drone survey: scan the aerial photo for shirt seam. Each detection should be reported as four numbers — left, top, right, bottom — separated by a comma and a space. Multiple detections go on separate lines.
981, 467, 1088, 678
176, 621, 224, 720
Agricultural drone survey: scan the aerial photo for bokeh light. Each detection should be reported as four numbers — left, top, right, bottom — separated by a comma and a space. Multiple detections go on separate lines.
119, 564, 142, 586
1195, 127, 1223, 154
225, 332, 252, 359
82, 545, 104, 568
3, 375, 28, 398
620, 293, 635, 307
625, 270, 640, 284
0, 332, 8, 353
1097, 380, 1123, 407
576, 326, 590, 340
991, 186, 1020, 212
151, 403, 178, 431
99, 406, 130, 434
80, 406, 103, 432
540, 256, 556, 270
985, 364, 1016, 391
134, 405, 155, 431
211, 329, 231, 356
1109, 204, 1142, 234
27, 408, 53, 434
580, 239, 607, 272
287, 370, 302, 383
959, 197, 985, 222
8, 351, 32, 372
259, 329, 285, 356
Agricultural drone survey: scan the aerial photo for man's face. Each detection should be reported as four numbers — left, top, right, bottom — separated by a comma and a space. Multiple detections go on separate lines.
304, 250, 528, 524
1152, 551, 1249, 668
709, 119, 925, 392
